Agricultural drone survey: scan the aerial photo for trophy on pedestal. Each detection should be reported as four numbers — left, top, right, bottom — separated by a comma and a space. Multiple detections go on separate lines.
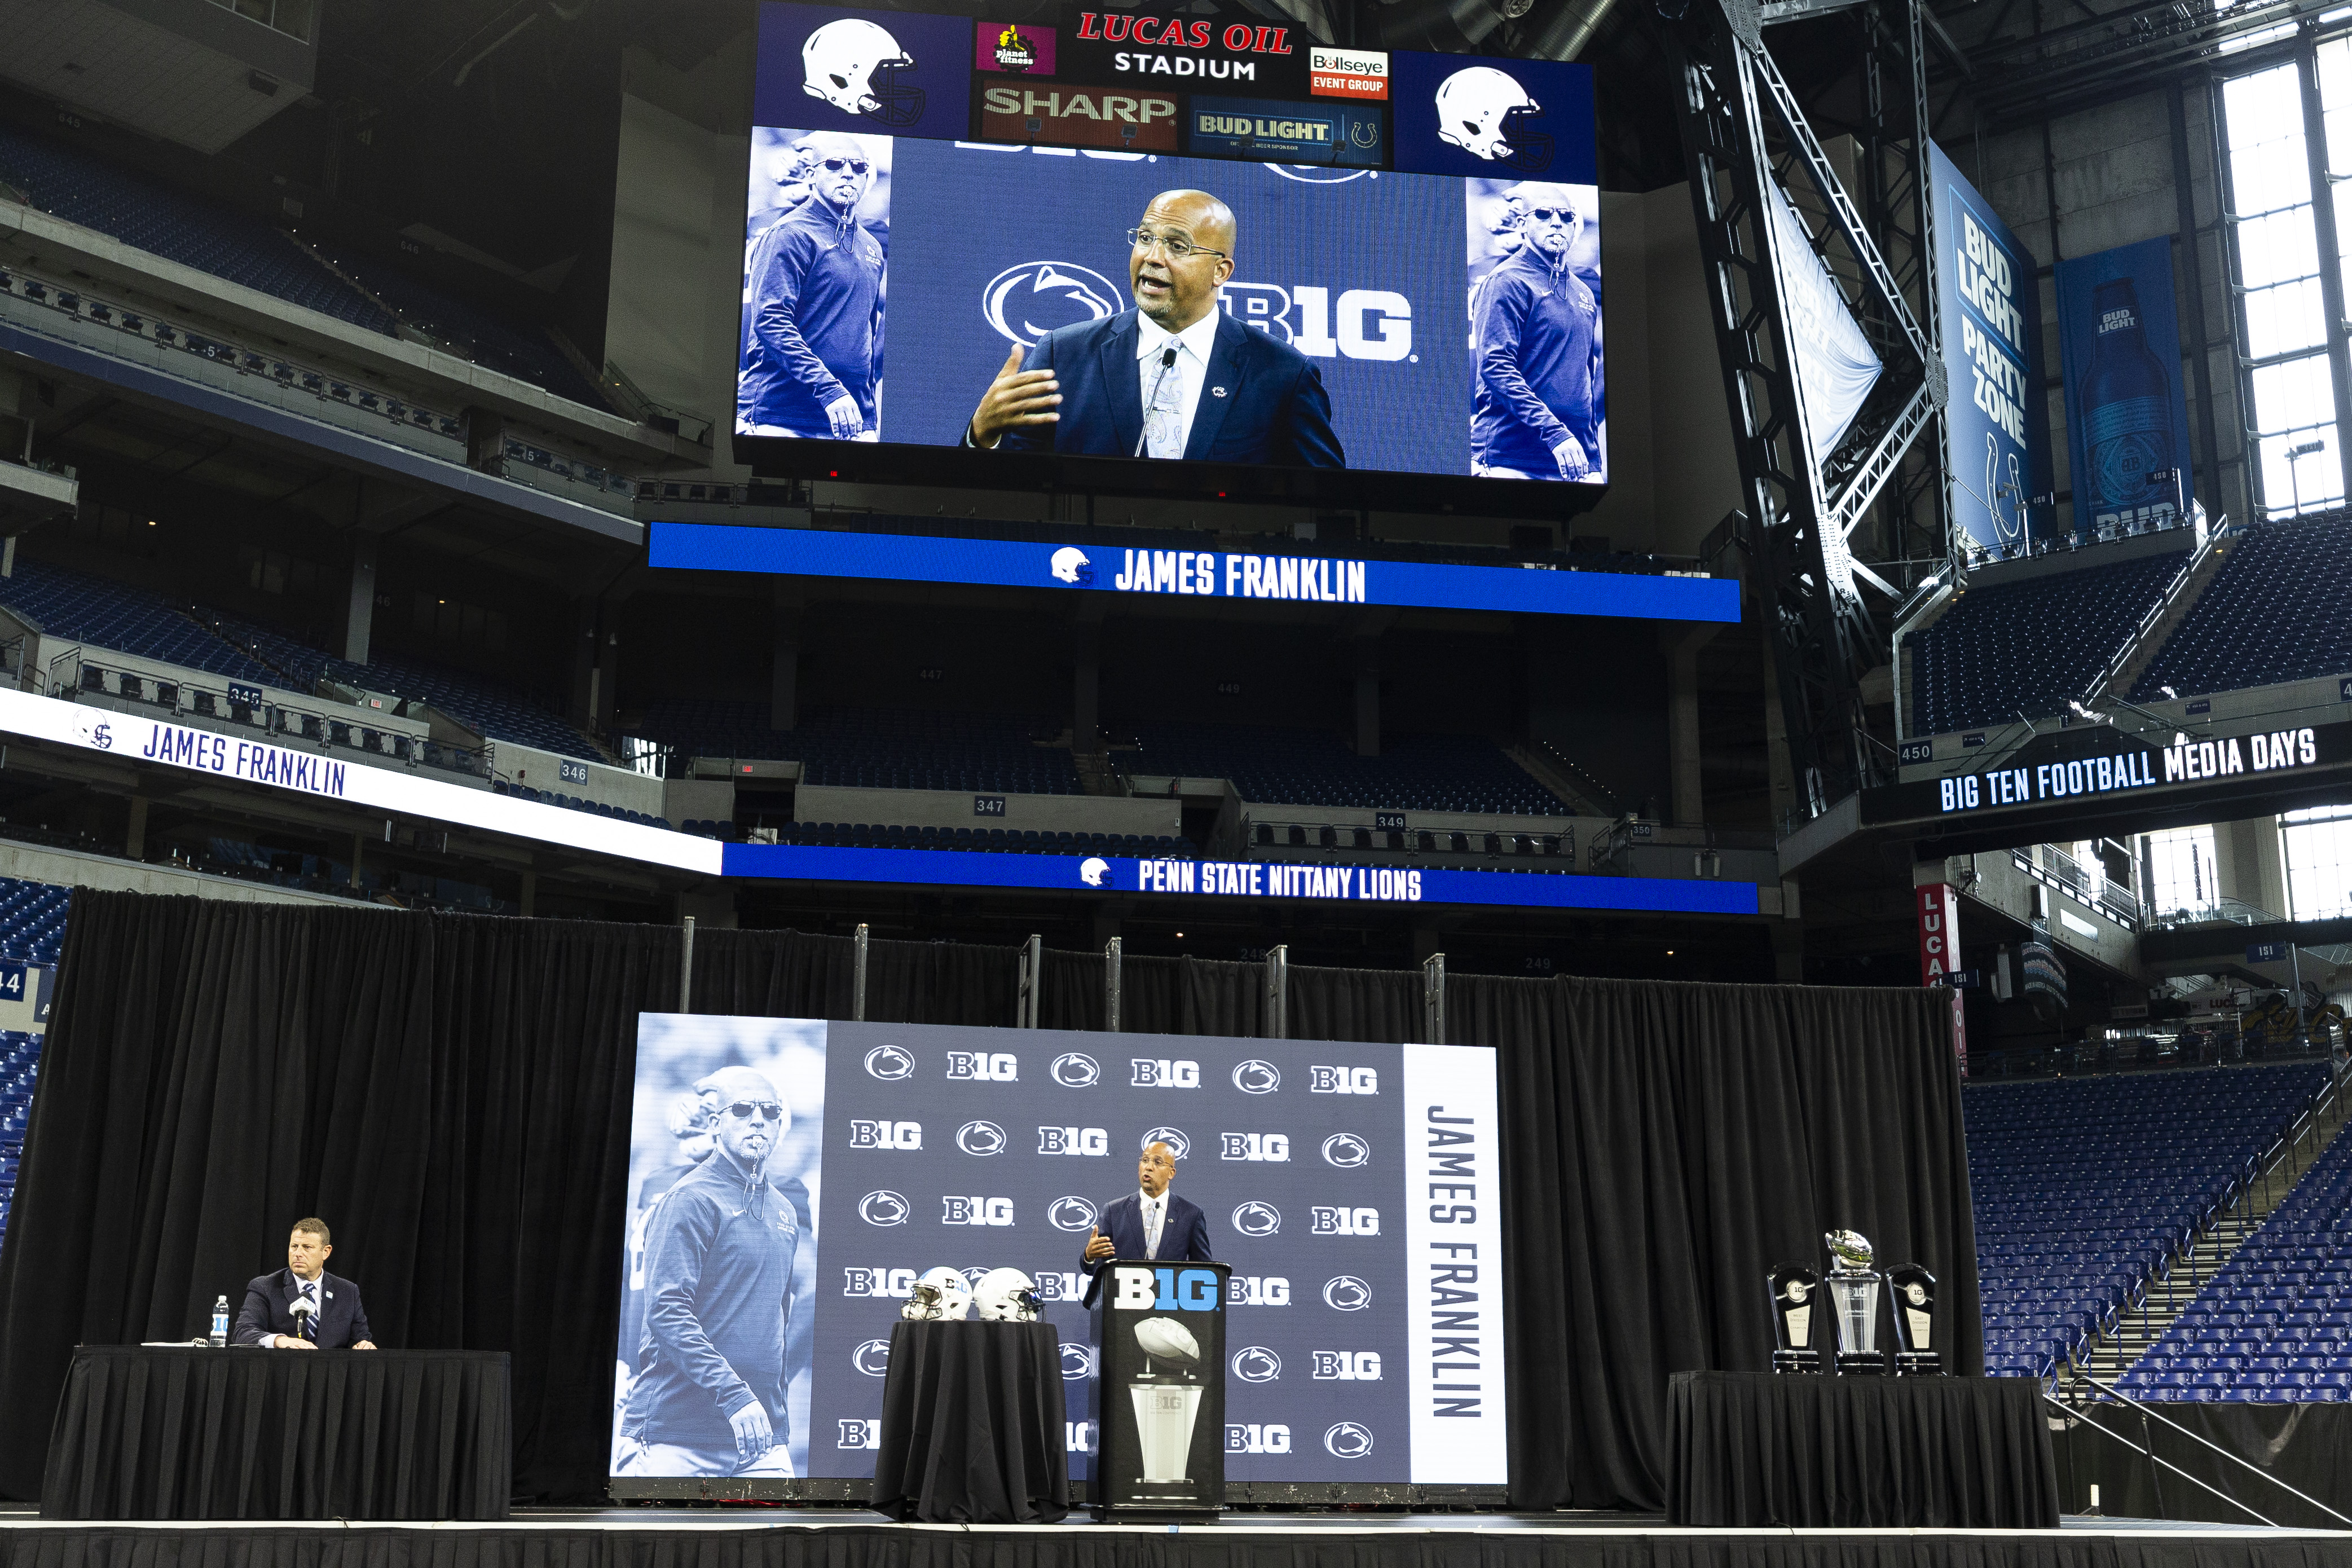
1090, 1262, 1227, 1519
1768, 1262, 1824, 1373
1886, 1262, 1941, 1375
1127, 1318, 1206, 1496
1822, 1228, 1887, 1375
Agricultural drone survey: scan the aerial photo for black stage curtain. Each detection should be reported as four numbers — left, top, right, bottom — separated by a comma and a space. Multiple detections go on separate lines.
0, 896, 1972, 1514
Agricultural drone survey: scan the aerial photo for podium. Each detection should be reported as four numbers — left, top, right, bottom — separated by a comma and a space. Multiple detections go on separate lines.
1087, 1259, 1227, 1519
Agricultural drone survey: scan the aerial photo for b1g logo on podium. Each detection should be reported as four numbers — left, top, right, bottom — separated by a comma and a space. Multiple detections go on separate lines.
1113, 1266, 1222, 1310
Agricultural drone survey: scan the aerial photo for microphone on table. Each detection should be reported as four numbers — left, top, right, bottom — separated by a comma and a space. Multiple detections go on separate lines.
288, 1295, 318, 1342
1134, 346, 1178, 459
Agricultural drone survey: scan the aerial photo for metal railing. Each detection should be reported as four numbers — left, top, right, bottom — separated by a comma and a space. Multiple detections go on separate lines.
2049, 1368, 2352, 1528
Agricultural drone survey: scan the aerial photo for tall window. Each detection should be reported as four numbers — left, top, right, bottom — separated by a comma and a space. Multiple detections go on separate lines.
2143, 825, 2220, 917
2223, 61, 2347, 515
2283, 805, 2352, 919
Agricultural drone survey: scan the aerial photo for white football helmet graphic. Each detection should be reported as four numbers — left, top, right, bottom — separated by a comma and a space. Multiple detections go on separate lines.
1434, 66, 1552, 173
972, 1267, 1043, 1322
902, 1266, 974, 1321
802, 19, 925, 126
1079, 856, 1111, 887
1050, 546, 1093, 584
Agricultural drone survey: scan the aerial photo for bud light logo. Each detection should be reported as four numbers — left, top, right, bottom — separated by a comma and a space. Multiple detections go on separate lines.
1231, 1200, 1281, 1237
1038, 1126, 1109, 1155
842, 1266, 917, 1297
1310, 1065, 1379, 1094
1231, 1346, 1282, 1382
1312, 1351, 1383, 1380
852, 1338, 891, 1376
1221, 1133, 1289, 1161
1132, 1058, 1201, 1087
1231, 1275, 1290, 1305
1227, 1423, 1292, 1453
941, 1195, 1016, 1226
1324, 1421, 1375, 1458
1142, 1126, 1191, 1160
1309, 1206, 1381, 1236
1048, 1195, 1100, 1232
946, 1051, 1019, 1082
864, 1044, 915, 1080
1321, 1133, 1370, 1168
838, 1419, 883, 1450
849, 1119, 923, 1149
1231, 1059, 1282, 1094
1050, 1052, 1101, 1087
956, 1120, 1008, 1156
858, 1190, 911, 1226
1060, 1342, 1097, 1379
1322, 1275, 1372, 1311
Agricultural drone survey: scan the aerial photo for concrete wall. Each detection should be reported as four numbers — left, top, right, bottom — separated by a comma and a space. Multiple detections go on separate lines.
794, 785, 1181, 835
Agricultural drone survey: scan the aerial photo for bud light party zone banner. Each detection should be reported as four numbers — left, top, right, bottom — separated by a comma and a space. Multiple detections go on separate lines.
1930, 146, 2048, 557
613, 1014, 1508, 1488
735, 1, 1599, 514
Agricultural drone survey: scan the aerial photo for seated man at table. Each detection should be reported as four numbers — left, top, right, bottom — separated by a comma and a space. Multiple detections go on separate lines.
234, 1217, 376, 1349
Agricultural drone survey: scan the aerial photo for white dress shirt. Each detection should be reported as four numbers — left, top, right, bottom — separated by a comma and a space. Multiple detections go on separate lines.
1138, 1188, 1169, 1260
267, 1273, 324, 1348
1135, 310, 1221, 459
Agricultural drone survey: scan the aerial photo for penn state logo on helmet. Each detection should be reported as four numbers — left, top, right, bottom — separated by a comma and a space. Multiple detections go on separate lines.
1080, 856, 1111, 887
1324, 1421, 1375, 1458
1231, 1346, 1282, 1383
1322, 1133, 1371, 1168
1049, 1195, 1100, 1232
802, 18, 925, 126
1323, 1274, 1372, 1311
1050, 547, 1094, 585
1434, 65, 1552, 174
956, 1119, 1008, 1156
985, 262, 1122, 347
1144, 1126, 1191, 1160
1231, 1200, 1281, 1237
858, 1189, 911, 1226
852, 1338, 892, 1375
1232, 1059, 1281, 1095
864, 1044, 915, 1080
1050, 1052, 1101, 1088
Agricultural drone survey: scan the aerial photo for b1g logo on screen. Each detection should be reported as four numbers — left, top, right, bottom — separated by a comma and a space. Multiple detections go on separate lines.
843, 1266, 918, 1297
1230, 1275, 1290, 1305
1311, 1065, 1379, 1094
849, 1119, 923, 1149
1132, 1058, 1200, 1088
1227, 1423, 1292, 1454
1309, 1206, 1381, 1236
1218, 282, 1411, 362
1313, 1351, 1384, 1380
945, 1050, 1019, 1081
838, 1419, 884, 1450
1038, 1125, 1109, 1155
941, 1195, 1016, 1225
1220, 1133, 1289, 1162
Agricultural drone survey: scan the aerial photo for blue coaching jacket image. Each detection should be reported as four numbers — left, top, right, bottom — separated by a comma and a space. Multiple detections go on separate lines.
1472, 243, 1601, 474
998, 309, 1346, 469
739, 200, 886, 436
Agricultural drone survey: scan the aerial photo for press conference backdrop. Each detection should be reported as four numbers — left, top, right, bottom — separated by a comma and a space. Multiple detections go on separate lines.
735, 1, 1601, 508
613, 1014, 1507, 1488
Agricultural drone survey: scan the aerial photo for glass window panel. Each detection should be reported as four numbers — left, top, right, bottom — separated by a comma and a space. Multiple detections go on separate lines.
2256, 425, 2346, 513
2283, 805, 2352, 920
2144, 826, 2219, 918
2244, 277, 2328, 358
2250, 350, 2337, 431
2237, 207, 2322, 288
2226, 64, 2316, 214
2321, 38, 2352, 171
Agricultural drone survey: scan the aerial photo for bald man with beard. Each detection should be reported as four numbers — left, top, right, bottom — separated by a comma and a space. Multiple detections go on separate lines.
1078, 1139, 1214, 1308
964, 189, 1344, 468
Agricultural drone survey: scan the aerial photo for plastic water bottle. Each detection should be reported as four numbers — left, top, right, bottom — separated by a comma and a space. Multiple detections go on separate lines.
209, 1296, 228, 1348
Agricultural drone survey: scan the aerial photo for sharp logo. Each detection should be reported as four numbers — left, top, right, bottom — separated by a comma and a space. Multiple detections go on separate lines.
1310, 1065, 1380, 1094
1048, 1195, 1101, 1232
1221, 1133, 1289, 1161
1309, 1206, 1381, 1236
1231, 1059, 1283, 1094
849, 1119, 922, 1149
1320, 1133, 1371, 1168
1230, 1275, 1290, 1305
1132, 1058, 1201, 1087
1230, 1200, 1282, 1237
946, 1051, 1019, 1082
1322, 1275, 1372, 1311
1312, 1351, 1383, 1380
984, 261, 1124, 348
1038, 1126, 1109, 1155
1323, 1421, 1376, 1459
863, 1044, 916, 1080
1060, 1342, 1097, 1380
1142, 1126, 1191, 1160
857, 1190, 911, 1227
1050, 1052, 1101, 1088
1227, 1423, 1292, 1453
852, 1338, 892, 1376
941, 1195, 1016, 1226
838, 1419, 883, 1450
956, 1120, 1008, 1156
1215, 282, 1412, 361
1231, 1346, 1283, 1382
842, 1266, 918, 1297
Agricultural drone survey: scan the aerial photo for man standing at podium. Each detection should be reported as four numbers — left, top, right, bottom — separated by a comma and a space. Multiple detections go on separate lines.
1081, 1140, 1212, 1306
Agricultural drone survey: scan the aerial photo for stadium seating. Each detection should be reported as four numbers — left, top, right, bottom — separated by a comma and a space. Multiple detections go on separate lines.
2119, 1109, 2352, 1400
681, 819, 1195, 858
1122, 723, 1566, 814
2129, 516, 2352, 700
313, 651, 598, 761
1904, 550, 2188, 737
0, 877, 68, 1255
318, 247, 613, 411
0, 125, 394, 334
635, 701, 1082, 795
492, 781, 668, 831
1967, 1063, 2330, 1376
0, 561, 280, 686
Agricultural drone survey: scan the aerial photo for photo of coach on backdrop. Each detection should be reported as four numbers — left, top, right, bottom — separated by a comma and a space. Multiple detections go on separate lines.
1466, 178, 1604, 483
738, 127, 891, 442
613, 1016, 824, 1479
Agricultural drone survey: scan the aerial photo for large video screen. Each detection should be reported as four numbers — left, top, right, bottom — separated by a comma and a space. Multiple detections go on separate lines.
611, 1014, 1507, 1487
734, 1, 1601, 514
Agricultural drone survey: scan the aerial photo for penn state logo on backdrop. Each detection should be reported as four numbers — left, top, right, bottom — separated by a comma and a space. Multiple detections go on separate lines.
1323, 1421, 1375, 1459
1321, 1133, 1371, 1168
1051, 1051, 1101, 1088
864, 1044, 915, 1080
1231, 1200, 1281, 1237
1231, 1059, 1282, 1095
858, 1189, 911, 1226
957, 1120, 1008, 1156
1322, 1275, 1372, 1311
1143, 1126, 1191, 1160
1049, 1195, 1100, 1232
1231, 1346, 1282, 1383
1060, 1342, 1096, 1380
985, 262, 1123, 347
852, 1338, 892, 1376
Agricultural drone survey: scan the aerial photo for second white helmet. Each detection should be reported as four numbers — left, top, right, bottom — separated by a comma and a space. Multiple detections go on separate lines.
902, 1266, 974, 1321
972, 1266, 1043, 1322
1434, 66, 1551, 171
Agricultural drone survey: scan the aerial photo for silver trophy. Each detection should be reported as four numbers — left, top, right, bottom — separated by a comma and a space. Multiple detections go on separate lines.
1823, 1228, 1886, 1375
1127, 1317, 1205, 1495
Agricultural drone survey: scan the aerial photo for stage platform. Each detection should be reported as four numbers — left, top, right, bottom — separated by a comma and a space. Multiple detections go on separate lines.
0, 1507, 2340, 1568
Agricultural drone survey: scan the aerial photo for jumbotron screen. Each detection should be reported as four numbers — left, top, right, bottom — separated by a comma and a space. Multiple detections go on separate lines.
733, 1, 1601, 513
612, 1014, 1508, 1488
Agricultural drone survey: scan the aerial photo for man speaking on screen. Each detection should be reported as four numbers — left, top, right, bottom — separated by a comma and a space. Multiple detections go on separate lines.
963, 190, 1345, 469
616, 1066, 801, 1478
1471, 183, 1601, 482
1079, 1139, 1213, 1307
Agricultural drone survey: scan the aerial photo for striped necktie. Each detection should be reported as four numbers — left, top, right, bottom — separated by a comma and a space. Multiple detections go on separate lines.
298, 1281, 318, 1342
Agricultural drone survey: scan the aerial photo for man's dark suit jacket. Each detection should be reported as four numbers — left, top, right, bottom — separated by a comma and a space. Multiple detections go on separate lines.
998, 309, 1346, 469
233, 1268, 372, 1349
1078, 1190, 1213, 1307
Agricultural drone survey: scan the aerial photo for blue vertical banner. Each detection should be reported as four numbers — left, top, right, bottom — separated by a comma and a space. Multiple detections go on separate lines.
2054, 237, 2196, 536
1931, 146, 2049, 557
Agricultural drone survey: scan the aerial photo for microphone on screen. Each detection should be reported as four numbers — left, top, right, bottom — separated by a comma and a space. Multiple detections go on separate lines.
1134, 346, 1180, 459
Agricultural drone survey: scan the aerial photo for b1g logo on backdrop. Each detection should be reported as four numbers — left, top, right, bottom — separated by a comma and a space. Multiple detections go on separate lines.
850, 1119, 923, 1149
946, 1051, 1019, 1081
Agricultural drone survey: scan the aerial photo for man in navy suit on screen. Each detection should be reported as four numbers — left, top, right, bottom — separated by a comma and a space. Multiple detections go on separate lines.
233, 1218, 375, 1350
1080, 1139, 1213, 1307
964, 190, 1345, 469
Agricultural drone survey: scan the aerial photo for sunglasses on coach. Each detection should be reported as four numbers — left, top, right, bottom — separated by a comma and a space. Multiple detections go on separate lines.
822, 157, 871, 175
725, 1100, 784, 1121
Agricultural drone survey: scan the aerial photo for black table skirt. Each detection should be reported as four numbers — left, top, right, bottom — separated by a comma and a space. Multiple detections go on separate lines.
873, 1320, 1068, 1523
1668, 1371, 2060, 1529
41, 1346, 512, 1520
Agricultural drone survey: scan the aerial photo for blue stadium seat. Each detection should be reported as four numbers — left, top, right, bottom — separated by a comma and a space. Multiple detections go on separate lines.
2129, 516, 2352, 699
1121, 722, 1566, 814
